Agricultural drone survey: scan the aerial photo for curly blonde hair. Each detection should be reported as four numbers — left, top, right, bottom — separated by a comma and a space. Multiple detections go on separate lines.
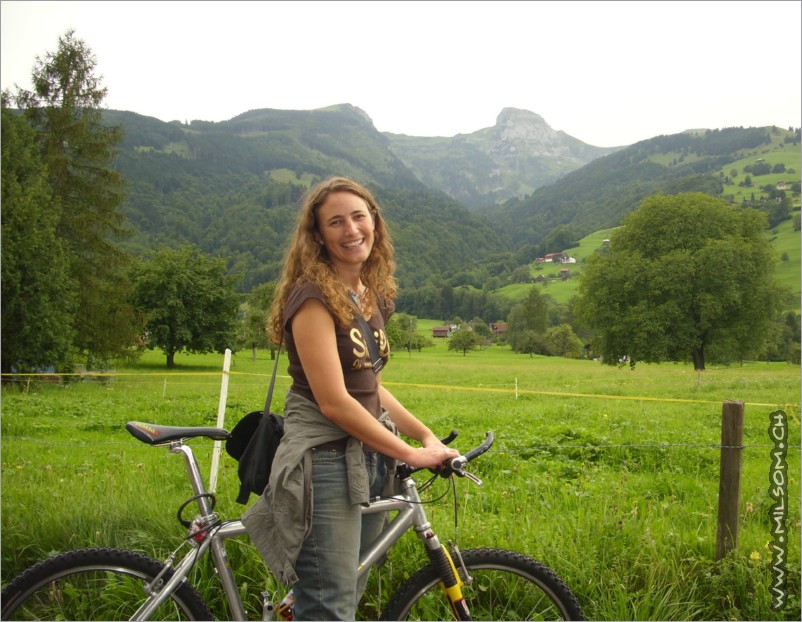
268, 177, 397, 343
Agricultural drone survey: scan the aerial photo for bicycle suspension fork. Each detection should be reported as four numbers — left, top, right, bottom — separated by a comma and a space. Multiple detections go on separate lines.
403, 478, 473, 620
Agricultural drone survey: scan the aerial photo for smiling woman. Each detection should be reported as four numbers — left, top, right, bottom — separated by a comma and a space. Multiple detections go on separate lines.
242, 176, 460, 620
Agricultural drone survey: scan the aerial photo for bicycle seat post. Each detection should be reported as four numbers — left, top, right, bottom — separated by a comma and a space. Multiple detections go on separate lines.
170, 442, 214, 516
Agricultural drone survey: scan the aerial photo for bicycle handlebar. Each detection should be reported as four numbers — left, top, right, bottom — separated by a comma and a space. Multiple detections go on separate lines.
398, 431, 495, 480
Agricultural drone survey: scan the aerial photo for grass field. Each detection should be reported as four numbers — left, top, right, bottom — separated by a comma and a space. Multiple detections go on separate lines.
1, 346, 800, 620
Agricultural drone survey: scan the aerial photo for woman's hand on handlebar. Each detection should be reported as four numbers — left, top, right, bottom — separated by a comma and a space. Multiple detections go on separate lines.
404, 442, 460, 470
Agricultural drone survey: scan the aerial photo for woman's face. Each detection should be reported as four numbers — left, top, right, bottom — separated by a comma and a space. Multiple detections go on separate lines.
315, 191, 375, 273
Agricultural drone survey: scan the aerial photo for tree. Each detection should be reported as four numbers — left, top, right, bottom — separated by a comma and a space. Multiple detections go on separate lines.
448, 327, 479, 356
237, 282, 276, 361
470, 317, 492, 340
12, 30, 140, 363
387, 313, 418, 353
543, 324, 584, 359
511, 265, 533, 284
130, 245, 240, 368
1, 98, 76, 374
506, 287, 549, 353
575, 192, 787, 371
517, 330, 542, 357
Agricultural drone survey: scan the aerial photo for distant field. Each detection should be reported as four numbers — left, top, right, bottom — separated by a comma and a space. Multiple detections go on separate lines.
769, 218, 801, 305
720, 141, 801, 204
645, 131, 800, 206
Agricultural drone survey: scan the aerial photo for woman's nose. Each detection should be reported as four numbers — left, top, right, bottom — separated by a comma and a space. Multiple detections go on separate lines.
344, 217, 359, 233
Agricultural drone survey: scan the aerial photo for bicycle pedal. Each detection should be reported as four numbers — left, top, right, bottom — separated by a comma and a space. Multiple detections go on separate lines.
261, 591, 275, 621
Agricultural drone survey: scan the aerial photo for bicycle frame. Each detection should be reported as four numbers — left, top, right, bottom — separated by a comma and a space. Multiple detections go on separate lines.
132, 438, 456, 621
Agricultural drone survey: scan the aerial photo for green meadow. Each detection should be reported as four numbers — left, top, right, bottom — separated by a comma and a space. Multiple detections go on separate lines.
1, 345, 800, 620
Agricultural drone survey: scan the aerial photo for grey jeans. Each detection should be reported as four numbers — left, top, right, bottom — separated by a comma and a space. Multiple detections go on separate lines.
291, 449, 390, 621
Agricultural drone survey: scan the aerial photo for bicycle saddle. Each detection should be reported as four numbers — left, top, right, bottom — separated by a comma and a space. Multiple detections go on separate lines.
126, 421, 230, 445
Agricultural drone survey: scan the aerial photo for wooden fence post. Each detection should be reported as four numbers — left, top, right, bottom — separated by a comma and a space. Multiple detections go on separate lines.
716, 400, 745, 561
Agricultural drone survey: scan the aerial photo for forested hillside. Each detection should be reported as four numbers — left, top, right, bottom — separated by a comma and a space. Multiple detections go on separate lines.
105, 107, 799, 302
489, 126, 800, 250
107, 107, 509, 291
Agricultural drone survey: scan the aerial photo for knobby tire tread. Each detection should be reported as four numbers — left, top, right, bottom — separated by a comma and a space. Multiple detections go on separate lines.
379, 547, 584, 621
0, 547, 213, 621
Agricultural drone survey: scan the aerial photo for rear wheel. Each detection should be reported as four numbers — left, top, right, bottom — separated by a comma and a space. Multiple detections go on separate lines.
1, 547, 213, 621
380, 547, 584, 620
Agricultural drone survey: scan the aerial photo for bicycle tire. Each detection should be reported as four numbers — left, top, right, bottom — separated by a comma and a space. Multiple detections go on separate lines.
0, 547, 213, 621
379, 547, 584, 621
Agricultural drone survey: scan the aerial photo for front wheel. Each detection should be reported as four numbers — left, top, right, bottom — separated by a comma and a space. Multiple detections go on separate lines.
1, 547, 213, 621
380, 547, 584, 620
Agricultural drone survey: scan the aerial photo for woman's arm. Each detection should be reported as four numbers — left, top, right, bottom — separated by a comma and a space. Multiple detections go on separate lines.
292, 298, 457, 468
377, 383, 443, 448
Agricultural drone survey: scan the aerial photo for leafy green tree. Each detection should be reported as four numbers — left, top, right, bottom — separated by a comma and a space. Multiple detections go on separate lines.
543, 324, 584, 359
506, 287, 549, 353
511, 265, 533, 284
13, 30, 139, 362
575, 192, 787, 371
130, 245, 240, 368
470, 317, 492, 339
1, 98, 76, 374
387, 313, 418, 353
517, 330, 542, 357
237, 282, 276, 361
448, 327, 479, 356
538, 224, 577, 256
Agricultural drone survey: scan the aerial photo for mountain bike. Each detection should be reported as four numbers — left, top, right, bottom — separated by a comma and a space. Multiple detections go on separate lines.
1, 420, 585, 620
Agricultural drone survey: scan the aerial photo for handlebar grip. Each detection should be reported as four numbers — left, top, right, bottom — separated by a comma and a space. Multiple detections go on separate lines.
463, 431, 494, 462
440, 430, 459, 446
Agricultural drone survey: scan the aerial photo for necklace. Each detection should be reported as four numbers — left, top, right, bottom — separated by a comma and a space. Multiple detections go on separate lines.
349, 287, 370, 316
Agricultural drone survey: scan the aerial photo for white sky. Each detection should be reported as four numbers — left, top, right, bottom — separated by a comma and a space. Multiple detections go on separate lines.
2, 0, 800, 147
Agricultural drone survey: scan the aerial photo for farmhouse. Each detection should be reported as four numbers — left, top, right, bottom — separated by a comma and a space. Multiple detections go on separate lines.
489, 322, 507, 337
432, 326, 452, 338
536, 251, 577, 264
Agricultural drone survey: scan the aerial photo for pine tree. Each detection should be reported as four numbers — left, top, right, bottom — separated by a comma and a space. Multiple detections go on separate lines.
13, 30, 140, 364
1, 97, 76, 374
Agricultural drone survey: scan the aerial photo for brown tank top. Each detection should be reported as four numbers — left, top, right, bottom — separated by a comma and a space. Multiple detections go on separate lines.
283, 282, 392, 418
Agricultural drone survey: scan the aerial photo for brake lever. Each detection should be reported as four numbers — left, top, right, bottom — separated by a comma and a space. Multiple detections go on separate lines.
447, 456, 483, 486
455, 467, 483, 486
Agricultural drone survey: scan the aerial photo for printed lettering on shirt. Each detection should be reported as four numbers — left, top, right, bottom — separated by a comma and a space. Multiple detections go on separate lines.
350, 326, 389, 370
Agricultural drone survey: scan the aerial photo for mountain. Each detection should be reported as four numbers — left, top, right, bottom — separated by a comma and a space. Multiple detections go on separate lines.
104, 105, 510, 292
102, 105, 799, 300
386, 108, 620, 208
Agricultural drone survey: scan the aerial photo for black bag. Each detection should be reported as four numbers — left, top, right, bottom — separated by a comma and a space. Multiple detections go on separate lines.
226, 409, 284, 504
225, 343, 284, 504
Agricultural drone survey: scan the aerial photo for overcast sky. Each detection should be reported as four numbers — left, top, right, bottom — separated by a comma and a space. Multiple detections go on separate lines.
2, 0, 800, 147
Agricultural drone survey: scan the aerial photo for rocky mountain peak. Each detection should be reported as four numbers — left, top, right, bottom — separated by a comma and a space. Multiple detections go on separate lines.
490, 107, 571, 158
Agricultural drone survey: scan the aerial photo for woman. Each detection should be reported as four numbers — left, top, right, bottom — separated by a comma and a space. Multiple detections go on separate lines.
243, 177, 459, 620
